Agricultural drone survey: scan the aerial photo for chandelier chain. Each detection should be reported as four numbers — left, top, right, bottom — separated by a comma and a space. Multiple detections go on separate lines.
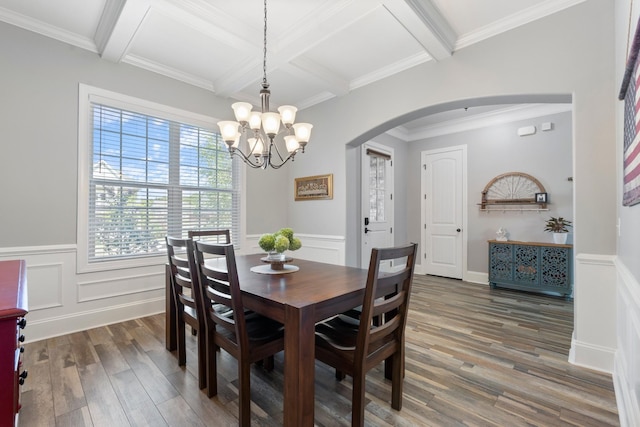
216, 0, 312, 169
263, 0, 268, 86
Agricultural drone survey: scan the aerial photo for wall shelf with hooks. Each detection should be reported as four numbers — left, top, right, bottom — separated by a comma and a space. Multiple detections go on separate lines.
479, 172, 548, 211
479, 205, 549, 213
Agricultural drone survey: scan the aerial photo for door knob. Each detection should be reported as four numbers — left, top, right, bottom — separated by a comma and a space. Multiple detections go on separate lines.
456, 228, 461, 232
364, 227, 369, 234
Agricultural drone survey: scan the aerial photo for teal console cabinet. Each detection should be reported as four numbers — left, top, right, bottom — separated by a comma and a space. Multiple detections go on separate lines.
488, 240, 572, 297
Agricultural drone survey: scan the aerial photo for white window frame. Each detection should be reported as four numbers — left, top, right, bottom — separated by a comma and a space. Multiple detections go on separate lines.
77, 84, 246, 273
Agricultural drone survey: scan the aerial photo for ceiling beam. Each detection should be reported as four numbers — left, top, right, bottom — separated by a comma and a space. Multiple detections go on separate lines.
214, 0, 379, 98
383, 0, 456, 61
287, 57, 350, 97
95, 0, 152, 62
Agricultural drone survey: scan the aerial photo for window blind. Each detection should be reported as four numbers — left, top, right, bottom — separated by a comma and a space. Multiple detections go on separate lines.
89, 103, 240, 261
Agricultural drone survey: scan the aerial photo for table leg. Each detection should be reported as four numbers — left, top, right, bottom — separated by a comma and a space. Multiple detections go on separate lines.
283, 304, 315, 427
165, 263, 176, 351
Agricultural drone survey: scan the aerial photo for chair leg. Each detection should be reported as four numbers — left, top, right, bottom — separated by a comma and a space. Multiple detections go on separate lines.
196, 327, 207, 390
384, 352, 405, 380
335, 369, 346, 380
391, 353, 403, 410
262, 355, 274, 372
351, 373, 366, 427
177, 318, 186, 366
238, 361, 252, 427
384, 357, 392, 380
206, 341, 218, 398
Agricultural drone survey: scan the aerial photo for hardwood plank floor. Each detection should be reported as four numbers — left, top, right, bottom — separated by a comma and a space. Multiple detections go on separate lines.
19, 275, 619, 426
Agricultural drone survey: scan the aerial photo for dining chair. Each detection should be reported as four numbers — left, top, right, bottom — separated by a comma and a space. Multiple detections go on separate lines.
193, 241, 285, 427
188, 229, 231, 244
314, 243, 418, 427
165, 236, 207, 390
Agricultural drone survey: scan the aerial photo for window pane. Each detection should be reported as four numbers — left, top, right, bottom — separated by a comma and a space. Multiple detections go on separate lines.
89, 102, 239, 261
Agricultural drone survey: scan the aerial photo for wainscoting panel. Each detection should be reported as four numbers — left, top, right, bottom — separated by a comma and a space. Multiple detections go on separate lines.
571, 253, 617, 372
77, 270, 165, 302
614, 259, 640, 427
244, 233, 346, 265
24, 261, 64, 310
0, 245, 165, 342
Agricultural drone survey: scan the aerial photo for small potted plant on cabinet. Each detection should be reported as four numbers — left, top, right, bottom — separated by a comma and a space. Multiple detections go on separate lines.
544, 217, 572, 244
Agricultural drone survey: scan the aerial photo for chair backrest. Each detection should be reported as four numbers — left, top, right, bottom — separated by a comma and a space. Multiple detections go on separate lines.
356, 243, 418, 368
188, 229, 231, 244
165, 236, 202, 321
193, 241, 249, 351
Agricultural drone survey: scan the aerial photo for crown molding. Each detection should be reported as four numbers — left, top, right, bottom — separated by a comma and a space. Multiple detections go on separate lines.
455, 0, 586, 50
350, 51, 432, 91
123, 54, 215, 92
0, 6, 97, 52
387, 103, 572, 141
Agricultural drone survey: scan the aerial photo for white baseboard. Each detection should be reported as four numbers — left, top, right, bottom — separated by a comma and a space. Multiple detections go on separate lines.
465, 270, 488, 284
27, 297, 165, 343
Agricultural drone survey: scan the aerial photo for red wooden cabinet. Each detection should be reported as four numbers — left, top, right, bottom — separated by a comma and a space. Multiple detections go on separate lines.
0, 260, 28, 427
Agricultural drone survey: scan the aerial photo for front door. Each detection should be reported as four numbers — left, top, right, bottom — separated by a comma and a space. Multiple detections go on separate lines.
361, 142, 394, 268
422, 146, 466, 279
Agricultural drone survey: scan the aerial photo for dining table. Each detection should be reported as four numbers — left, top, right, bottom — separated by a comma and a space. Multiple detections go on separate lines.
165, 253, 369, 426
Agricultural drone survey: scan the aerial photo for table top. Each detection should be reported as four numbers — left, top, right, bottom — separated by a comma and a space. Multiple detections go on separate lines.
208, 254, 368, 322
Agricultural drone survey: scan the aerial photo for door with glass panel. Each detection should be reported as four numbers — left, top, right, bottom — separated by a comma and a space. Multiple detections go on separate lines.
361, 142, 394, 269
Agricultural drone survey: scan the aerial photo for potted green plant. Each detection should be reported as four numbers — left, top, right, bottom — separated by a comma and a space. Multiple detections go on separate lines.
258, 228, 302, 260
544, 217, 572, 244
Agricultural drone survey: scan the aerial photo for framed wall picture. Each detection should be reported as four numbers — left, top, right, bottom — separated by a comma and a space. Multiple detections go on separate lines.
294, 174, 333, 201
535, 192, 548, 204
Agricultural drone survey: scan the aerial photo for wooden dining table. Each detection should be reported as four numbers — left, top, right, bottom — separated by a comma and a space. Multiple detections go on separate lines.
165, 253, 368, 426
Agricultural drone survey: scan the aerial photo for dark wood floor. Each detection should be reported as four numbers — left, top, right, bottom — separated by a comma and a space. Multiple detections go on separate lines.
19, 275, 619, 426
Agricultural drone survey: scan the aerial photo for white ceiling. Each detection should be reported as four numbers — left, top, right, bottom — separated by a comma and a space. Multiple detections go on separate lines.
0, 0, 580, 132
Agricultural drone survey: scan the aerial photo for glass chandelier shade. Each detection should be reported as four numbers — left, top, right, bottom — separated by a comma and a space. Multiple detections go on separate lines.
216, 0, 313, 169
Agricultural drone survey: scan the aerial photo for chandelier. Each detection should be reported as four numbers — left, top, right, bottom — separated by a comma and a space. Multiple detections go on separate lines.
217, 0, 313, 169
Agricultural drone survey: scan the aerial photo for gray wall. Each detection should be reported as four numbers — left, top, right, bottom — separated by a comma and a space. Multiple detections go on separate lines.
407, 111, 573, 273
0, 2, 615, 263
0, 22, 293, 247
0, 0, 625, 376
285, 0, 616, 265
0, 22, 273, 247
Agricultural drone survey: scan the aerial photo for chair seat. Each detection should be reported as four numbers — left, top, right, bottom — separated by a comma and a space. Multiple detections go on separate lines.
316, 315, 395, 356
315, 315, 360, 351
217, 312, 284, 345
185, 304, 233, 321
184, 305, 197, 320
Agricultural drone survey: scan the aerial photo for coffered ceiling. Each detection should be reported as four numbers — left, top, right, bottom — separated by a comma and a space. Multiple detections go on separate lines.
0, 0, 581, 130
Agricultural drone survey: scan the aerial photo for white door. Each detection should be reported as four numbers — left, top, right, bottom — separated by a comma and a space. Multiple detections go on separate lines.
422, 146, 465, 279
361, 143, 394, 268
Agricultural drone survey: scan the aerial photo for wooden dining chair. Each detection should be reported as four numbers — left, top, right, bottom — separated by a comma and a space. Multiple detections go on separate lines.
165, 236, 207, 390
314, 243, 418, 427
193, 241, 285, 427
188, 229, 231, 244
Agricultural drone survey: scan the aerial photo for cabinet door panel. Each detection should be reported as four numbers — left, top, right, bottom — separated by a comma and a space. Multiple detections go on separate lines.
541, 247, 570, 289
513, 245, 539, 286
489, 243, 512, 282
